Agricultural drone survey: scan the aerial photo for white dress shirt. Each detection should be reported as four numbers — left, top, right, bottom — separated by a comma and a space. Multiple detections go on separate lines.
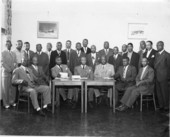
114, 54, 118, 60
77, 50, 81, 57
127, 51, 133, 61
83, 47, 87, 53
123, 65, 129, 79
159, 49, 165, 55
140, 65, 148, 80
32, 65, 38, 72
146, 49, 153, 58
91, 53, 96, 64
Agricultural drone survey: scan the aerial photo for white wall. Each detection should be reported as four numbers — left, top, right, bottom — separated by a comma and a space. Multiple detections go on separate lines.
11, 0, 170, 52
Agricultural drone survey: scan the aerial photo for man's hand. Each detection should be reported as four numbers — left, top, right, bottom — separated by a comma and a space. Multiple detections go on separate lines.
21, 80, 28, 86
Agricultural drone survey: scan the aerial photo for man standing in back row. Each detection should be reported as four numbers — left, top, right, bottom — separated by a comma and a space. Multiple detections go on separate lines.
81, 39, 91, 54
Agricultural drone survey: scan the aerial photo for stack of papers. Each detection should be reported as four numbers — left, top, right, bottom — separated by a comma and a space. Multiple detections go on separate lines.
60, 72, 68, 79
72, 75, 81, 80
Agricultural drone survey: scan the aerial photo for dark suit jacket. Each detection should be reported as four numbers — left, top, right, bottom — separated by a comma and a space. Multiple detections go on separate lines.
98, 48, 113, 62
49, 50, 67, 69
81, 47, 91, 54
143, 49, 157, 68
123, 52, 139, 72
86, 52, 100, 72
23, 50, 34, 67
34, 52, 49, 76
108, 54, 122, 73
154, 50, 170, 82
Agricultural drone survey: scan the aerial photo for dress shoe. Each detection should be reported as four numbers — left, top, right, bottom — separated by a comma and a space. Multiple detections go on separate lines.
43, 107, 51, 113
119, 105, 128, 112
88, 102, 94, 108
115, 104, 124, 111
12, 103, 16, 107
35, 110, 46, 117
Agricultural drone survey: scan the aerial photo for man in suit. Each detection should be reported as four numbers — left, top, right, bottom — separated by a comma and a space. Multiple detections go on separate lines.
121, 44, 127, 56
114, 57, 137, 104
51, 56, 74, 105
98, 41, 113, 62
123, 43, 140, 72
108, 46, 122, 73
12, 58, 51, 116
1, 40, 17, 109
116, 58, 154, 111
63, 40, 77, 74
45, 42, 52, 61
138, 41, 146, 69
81, 39, 91, 54
94, 55, 115, 104
74, 56, 94, 108
154, 41, 170, 112
29, 56, 49, 86
50, 42, 67, 70
23, 42, 34, 67
143, 41, 157, 68
13, 40, 24, 67
34, 44, 49, 77
86, 45, 100, 72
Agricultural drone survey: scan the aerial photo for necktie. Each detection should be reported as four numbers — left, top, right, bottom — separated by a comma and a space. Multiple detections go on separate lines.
123, 66, 126, 78
67, 50, 70, 60
83, 65, 85, 69
106, 49, 108, 55
78, 51, 80, 57
84, 47, 86, 53
25, 69, 33, 82
59, 65, 63, 72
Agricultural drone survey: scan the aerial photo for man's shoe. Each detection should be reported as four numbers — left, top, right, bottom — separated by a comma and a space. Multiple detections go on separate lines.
119, 106, 128, 112
35, 110, 46, 117
4, 105, 10, 109
88, 102, 94, 108
12, 103, 17, 107
43, 107, 51, 113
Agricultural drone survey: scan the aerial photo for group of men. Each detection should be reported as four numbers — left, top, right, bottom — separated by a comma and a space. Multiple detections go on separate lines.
1, 38, 170, 116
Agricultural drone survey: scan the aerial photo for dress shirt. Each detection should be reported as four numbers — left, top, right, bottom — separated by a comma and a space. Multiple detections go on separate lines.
77, 50, 81, 57
159, 49, 165, 55
127, 51, 133, 61
123, 65, 129, 79
146, 49, 153, 58
114, 54, 118, 59
91, 53, 96, 64
13, 49, 24, 64
140, 65, 148, 80
32, 65, 38, 72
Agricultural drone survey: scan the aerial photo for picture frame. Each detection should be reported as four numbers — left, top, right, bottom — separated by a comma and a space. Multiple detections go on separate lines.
37, 21, 58, 39
128, 23, 147, 39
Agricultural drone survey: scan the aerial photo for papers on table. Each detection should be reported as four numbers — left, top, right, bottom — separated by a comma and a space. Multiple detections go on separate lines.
60, 72, 68, 79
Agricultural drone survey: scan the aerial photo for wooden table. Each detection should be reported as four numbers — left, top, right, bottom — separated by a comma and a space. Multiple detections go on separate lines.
84, 79, 115, 113
52, 79, 84, 114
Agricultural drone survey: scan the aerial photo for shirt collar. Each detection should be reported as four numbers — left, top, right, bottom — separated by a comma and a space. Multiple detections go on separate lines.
159, 49, 164, 55
37, 51, 42, 54
147, 48, 152, 52
81, 64, 86, 68
142, 65, 148, 70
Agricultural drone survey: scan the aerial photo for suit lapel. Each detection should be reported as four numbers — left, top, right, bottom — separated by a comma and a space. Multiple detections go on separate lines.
141, 66, 149, 80
155, 51, 165, 67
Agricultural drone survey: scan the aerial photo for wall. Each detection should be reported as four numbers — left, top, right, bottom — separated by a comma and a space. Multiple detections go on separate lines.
11, 0, 170, 52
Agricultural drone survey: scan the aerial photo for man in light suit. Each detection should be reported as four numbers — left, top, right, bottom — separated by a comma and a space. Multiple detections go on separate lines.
114, 57, 137, 104
74, 56, 94, 108
1, 40, 17, 108
63, 40, 77, 74
12, 58, 51, 116
154, 41, 170, 112
34, 44, 49, 77
23, 42, 34, 67
138, 41, 146, 69
116, 58, 154, 111
45, 42, 52, 61
51, 56, 74, 105
108, 46, 122, 73
98, 41, 113, 62
29, 56, 49, 86
121, 44, 127, 56
86, 45, 100, 72
94, 55, 115, 104
81, 39, 91, 54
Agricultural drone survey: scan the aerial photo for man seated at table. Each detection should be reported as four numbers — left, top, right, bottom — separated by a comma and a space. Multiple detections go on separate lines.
12, 58, 51, 117
116, 58, 154, 111
29, 56, 49, 86
94, 55, 115, 105
51, 56, 74, 105
114, 57, 137, 105
73, 56, 94, 108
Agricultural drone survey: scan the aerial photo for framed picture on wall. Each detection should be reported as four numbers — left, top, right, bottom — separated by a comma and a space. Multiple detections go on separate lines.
128, 23, 147, 39
37, 21, 58, 38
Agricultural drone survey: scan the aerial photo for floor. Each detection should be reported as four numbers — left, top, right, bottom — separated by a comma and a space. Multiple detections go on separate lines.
0, 101, 169, 137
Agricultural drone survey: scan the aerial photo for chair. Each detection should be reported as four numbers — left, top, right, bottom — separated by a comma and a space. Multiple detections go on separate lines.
16, 85, 43, 113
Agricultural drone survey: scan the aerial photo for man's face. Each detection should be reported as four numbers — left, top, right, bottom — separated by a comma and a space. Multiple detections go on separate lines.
47, 43, 52, 51
104, 42, 109, 49
32, 57, 38, 65
83, 39, 88, 47
16, 41, 23, 50
146, 42, 152, 50
36, 45, 42, 52
76, 43, 81, 51
140, 41, 146, 50
55, 58, 62, 65
122, 59, 129, 66
6, 41, 12, 50
25, 44, 30, 51
66, 41, 71, 49
141, 58, 148, 67
113, 48, 118, 54
101, 56, 106, 65
122, 45, 127, 52
91, 46, 96, 53
81, 57, 86, 65
127, 45, 133, 52
57, 43, 62, 51
21, 58, 27, 67
156, 42, 163, 52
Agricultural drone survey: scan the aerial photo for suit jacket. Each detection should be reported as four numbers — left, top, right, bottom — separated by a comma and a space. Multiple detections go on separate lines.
29, 65, 49, 85
34, 52, 49, 76
81, 47, 91, 54
114, 65, 137, 83
98, 48, 114, 62
138, 50, 145, 69
50, 50, 67, 69
136, 66, 154, 88
143, 49, 157, 68
63, 49, 77, 74
86, 52, 100, 72
12, 66, 38, 88
94, 63, 115, 78
108, 54, 122, 73
51, 64, 72, 79
154, 50, 170, 82
23, 50, 34, 67
123, 52, 139, 72
74, 65, 93, 80
1, 50, 17, 77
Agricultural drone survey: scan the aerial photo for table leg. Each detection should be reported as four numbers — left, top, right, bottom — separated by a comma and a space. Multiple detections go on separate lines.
113, 85, 115, 113
52, 82, 55, 114
81, 82, 84, 113
85, 82, 87, 113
